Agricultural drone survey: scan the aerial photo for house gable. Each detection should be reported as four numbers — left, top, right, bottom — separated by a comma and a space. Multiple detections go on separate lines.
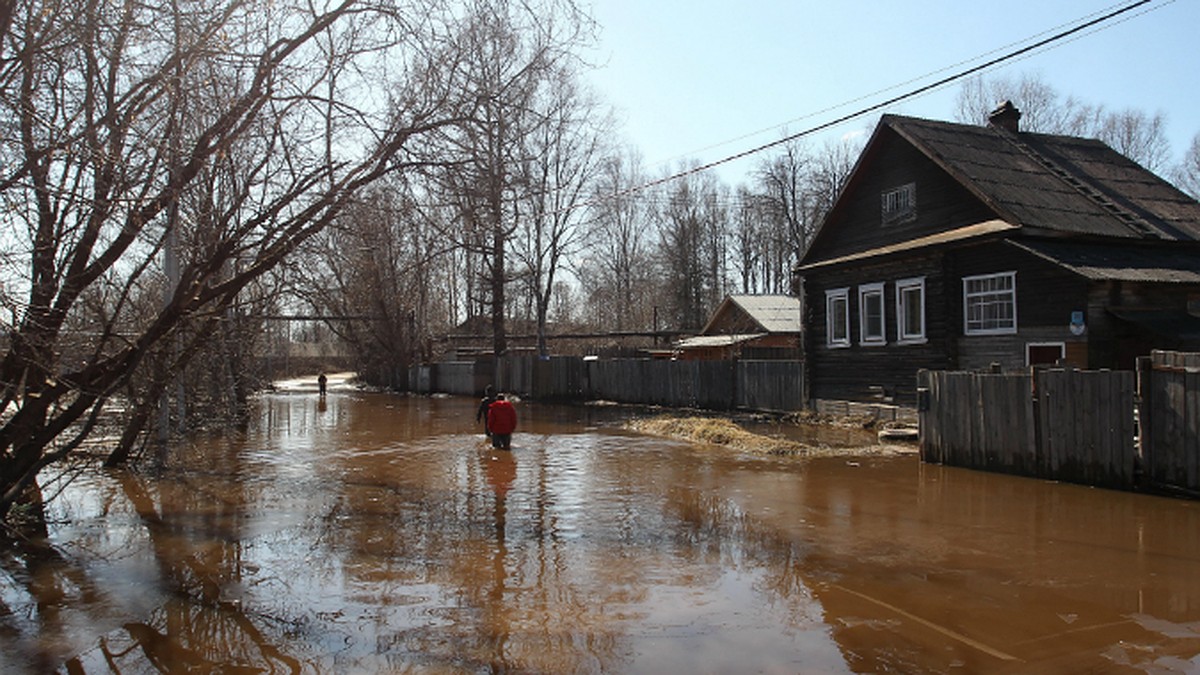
803, 123, 998, 266
701, 295, 801, 335
803, 114, 1200, 271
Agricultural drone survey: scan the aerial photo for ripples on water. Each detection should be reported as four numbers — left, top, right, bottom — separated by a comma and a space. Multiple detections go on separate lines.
3, 392, 1200, 673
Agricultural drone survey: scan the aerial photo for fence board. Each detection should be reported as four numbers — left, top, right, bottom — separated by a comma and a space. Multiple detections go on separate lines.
1189, 371, 1199, 491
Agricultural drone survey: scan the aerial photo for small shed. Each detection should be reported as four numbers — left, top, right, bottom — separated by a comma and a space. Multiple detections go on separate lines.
675, 294, 802, 360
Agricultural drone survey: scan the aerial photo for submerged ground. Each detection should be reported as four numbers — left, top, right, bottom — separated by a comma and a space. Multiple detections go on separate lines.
2, 381, 1199, 673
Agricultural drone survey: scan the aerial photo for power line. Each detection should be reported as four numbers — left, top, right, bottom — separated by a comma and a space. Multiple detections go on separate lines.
657, 1, 1160, 169
594, 0, 1157, 205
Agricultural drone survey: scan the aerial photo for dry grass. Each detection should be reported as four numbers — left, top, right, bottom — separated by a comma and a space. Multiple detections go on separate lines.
628, 416, 825, 457
628, 415, 917, 458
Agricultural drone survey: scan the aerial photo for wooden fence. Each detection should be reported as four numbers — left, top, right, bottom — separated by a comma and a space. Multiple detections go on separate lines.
1139, 351, 1200, 494
920, 351, 1200, 495
411, 356, 805, 413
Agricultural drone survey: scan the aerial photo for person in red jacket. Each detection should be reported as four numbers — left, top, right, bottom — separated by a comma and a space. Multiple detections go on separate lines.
487, 394, 517, 450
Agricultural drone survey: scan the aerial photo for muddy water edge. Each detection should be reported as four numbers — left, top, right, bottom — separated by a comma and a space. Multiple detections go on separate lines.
2, 391, 1200, 673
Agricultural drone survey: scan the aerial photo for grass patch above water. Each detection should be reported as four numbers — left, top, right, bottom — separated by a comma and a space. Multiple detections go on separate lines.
628, 415, 918, 458
629, 416, 828, 457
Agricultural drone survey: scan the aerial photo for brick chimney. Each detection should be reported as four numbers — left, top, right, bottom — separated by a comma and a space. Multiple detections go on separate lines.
988, 100, 1021, 133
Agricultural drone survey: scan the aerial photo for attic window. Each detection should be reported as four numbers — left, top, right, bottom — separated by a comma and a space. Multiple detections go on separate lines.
881, 183, 916, 225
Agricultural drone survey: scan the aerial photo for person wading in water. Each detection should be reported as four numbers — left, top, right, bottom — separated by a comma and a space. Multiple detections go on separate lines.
486, 394, 517, 450
476, 385, 496, 438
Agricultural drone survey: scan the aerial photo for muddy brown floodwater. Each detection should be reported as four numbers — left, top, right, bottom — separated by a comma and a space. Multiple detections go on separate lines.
3, 390, 1200, 674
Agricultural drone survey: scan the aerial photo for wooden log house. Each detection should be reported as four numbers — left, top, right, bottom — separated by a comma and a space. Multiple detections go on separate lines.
795, 103, 1200, 406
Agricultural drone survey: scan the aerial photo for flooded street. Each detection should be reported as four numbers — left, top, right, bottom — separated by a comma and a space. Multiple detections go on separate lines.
4, 389, 1200, 674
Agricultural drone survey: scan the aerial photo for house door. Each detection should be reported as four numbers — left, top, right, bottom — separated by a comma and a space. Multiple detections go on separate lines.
1027, 342, 1065, 366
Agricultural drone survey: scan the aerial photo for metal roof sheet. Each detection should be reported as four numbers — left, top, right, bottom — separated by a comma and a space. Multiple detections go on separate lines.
726, 295, 802, 333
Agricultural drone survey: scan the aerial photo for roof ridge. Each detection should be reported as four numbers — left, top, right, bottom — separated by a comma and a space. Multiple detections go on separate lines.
991, 128, 1164, 239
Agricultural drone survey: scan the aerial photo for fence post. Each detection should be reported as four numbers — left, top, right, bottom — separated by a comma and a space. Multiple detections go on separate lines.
916, 369, 930, 461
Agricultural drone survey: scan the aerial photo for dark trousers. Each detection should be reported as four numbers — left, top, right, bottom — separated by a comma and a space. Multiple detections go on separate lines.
491, 433, 511, 450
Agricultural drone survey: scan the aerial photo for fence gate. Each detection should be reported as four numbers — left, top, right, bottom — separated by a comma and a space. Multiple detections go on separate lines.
1139, 351, 1200, 494
1036, 368, 1136, 488
919, 368, 1135, 489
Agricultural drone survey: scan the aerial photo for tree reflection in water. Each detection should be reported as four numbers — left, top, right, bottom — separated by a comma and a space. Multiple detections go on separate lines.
3, 393, 1200, 673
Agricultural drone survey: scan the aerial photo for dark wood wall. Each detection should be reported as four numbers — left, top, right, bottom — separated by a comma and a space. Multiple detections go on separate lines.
804, 130, 996, 264
804, 241, 1094, 404
1090, 280, 1200, 369
804, 251, 953, 405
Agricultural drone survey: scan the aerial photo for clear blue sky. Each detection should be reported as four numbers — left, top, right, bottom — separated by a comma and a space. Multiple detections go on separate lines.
583, 0, 1199, 184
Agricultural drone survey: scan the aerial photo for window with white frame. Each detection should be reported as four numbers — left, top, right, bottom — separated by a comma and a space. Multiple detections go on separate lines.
826, 288, 850, 347
963, 272, 1017, 335
896, 277, 926, 343
858, 283, 886, 345
881, 183, 916, 225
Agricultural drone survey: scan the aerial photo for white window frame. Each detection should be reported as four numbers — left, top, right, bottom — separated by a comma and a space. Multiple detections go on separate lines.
825, 288, 850, 348
895, 276, 927, 344
963, 271, 1018, 335
858, 283, 886, 346
881, 183, 916, 225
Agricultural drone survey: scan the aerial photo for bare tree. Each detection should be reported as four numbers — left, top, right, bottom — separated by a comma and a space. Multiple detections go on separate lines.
1174, 133, 1200, 200
1098, 109, 1172, 175
291, 178, 453, 388
729, 186, 767, 294
514, 65, 608, 356
654, 166, 729, 330
955, 73, 1173, 172
580, 148, 655, 332
753, 139, 817, 292
955, 72, 1063, 131
421, 0, 591, 360
748, 136, 859, 293
0, 0, 463, 523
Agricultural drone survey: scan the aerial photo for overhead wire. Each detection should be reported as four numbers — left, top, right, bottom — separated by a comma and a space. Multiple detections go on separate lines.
584, 0, 1159, 209
656, 0, 1163, 169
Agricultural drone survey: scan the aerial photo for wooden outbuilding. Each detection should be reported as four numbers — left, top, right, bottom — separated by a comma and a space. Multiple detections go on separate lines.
795, 103, 1200, 406
674, 294, 802, 360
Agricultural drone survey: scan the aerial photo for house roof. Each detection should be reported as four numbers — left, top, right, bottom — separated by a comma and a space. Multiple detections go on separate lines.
675, 333, 766, 350
885, 115, 1200, 242
1008, 239, 1200, 283
700, 294, 802, 334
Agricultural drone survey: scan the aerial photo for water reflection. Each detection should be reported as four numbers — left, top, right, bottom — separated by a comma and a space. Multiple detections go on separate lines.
1, 392, 1199, 673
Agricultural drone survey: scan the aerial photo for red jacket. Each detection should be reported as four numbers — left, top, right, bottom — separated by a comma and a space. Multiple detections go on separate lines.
487, 399, 517, 435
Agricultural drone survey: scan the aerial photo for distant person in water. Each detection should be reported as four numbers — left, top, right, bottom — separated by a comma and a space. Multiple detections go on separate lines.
476, 385, 496, 437
487, 394, 517, 450
318, 372, 328, 397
